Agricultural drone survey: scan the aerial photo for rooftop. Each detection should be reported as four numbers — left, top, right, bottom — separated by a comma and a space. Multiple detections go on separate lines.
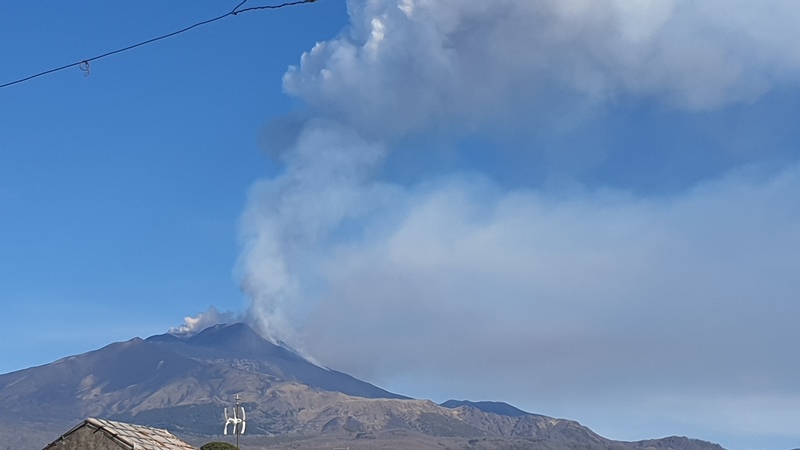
44, 418, 196, 450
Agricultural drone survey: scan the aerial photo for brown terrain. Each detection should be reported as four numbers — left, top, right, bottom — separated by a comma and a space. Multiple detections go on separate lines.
0, 323, 725, 450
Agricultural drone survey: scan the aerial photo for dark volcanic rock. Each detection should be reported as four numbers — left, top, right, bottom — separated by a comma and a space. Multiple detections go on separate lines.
145, 323, 406, 400
0, 323, 401, 432
0, 323, 726, 450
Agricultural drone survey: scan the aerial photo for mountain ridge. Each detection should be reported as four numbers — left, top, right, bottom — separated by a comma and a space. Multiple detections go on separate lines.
440, 399, 536, 418
0, 323, 726, 450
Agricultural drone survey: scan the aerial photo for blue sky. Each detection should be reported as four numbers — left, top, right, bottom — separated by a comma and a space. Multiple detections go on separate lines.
1, 0, 345, 356
2, 1, 800, 449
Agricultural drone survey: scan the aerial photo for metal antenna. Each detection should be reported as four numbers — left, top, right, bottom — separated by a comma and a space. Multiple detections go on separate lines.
223, 394, 246, 449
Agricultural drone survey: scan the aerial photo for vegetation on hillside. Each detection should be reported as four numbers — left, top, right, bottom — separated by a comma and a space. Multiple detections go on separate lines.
200, 442, 238, 450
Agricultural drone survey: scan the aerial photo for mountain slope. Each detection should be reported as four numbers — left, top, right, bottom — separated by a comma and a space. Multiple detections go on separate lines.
145, 323, 405, 400
0, 337, 204, 421
0, 323, 725, 450
440, 399, 535, 418
0, 323, 401, 428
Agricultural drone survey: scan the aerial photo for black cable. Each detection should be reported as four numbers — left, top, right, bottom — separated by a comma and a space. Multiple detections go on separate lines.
235, 0, 316, 14
0, 0, 318, 89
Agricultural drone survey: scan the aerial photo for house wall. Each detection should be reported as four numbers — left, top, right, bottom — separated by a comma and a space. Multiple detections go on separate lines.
44, 425, 127, 450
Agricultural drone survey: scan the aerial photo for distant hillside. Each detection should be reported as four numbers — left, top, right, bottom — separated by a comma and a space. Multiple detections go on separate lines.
0, 323, 726, 450
440, 400, 534, 417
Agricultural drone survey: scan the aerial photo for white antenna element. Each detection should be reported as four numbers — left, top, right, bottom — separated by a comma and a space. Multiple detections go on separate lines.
223, 394, 246, 445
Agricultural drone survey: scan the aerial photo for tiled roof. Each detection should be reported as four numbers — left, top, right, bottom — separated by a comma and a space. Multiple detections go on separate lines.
46, 418, 196, 450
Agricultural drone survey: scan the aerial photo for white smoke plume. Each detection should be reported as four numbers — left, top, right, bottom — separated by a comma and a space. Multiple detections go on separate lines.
237, 120, 390, 343
170, 306, 239, 336
284, 0, 800, 138
242, 0, 800, 345
236, 0, 800, 444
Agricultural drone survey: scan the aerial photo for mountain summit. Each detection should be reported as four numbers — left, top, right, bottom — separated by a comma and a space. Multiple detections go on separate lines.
0, 323, 725, 450
146, 322, 404, 400
0, 323, 400, 433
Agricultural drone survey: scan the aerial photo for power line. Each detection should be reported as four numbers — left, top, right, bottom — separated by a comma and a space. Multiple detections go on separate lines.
0, 0, 318, 90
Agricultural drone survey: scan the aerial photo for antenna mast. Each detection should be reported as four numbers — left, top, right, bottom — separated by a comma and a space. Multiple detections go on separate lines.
223, 394, 246, 449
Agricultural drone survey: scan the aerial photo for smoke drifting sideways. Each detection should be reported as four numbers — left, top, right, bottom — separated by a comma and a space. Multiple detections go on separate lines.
283, 0, 800, 140
169, 306, 239, 336
177, 1, 800, 442
234, 0, 800, 347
